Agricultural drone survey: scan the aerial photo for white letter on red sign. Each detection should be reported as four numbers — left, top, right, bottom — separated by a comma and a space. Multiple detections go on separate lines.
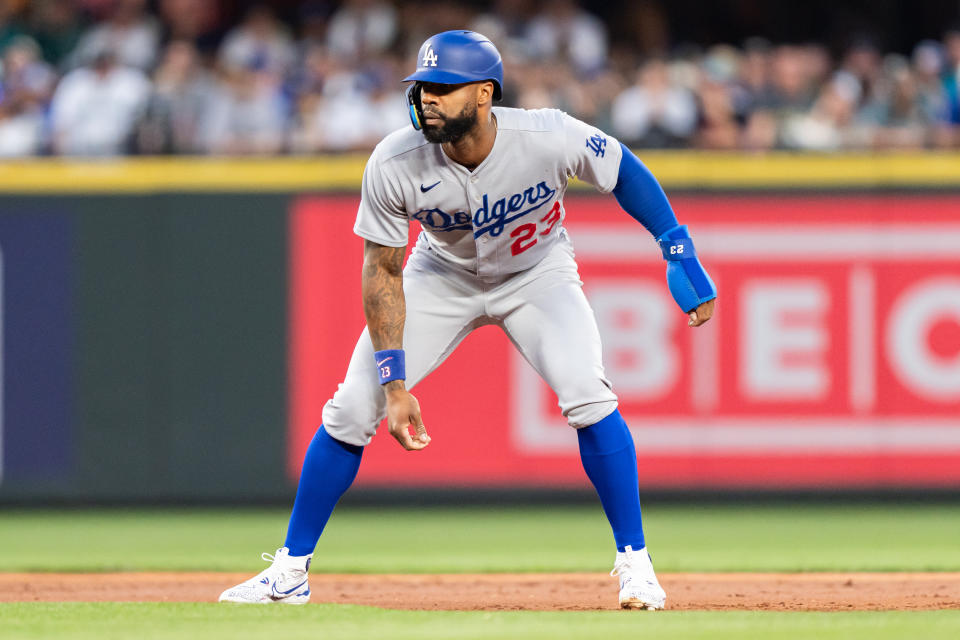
740, 280, 830, 400
589, 282, 677, 399
886, 277, 960, 401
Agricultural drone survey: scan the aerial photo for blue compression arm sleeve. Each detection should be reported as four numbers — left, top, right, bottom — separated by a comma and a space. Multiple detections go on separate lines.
612, 142, 679, 239
614, 143, 717, 313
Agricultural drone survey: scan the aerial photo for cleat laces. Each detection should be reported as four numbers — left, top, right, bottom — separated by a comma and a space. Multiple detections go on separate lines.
257, 549, 306, 592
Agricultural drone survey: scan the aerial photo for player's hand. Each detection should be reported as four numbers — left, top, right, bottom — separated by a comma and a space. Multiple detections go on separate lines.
384, 384, 431, 451
688, 298, 716, 327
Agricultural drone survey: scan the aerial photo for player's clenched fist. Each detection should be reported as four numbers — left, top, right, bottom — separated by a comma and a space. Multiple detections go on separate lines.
384, 385, 431, 451
688, 298, 716, 327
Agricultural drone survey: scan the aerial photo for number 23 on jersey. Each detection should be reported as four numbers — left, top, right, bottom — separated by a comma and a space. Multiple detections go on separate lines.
509, 202, 563, 256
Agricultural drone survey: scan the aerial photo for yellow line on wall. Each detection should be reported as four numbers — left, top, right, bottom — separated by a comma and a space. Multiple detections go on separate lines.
0, 157, 368, 193
641, 151, 960, 188
0, 152, 958, 193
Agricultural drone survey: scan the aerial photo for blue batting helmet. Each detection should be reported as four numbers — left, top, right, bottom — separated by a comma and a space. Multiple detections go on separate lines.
403, 30, 503, 100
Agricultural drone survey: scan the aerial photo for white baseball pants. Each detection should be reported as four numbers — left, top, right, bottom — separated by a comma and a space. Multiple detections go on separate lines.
322, 236, 618, 446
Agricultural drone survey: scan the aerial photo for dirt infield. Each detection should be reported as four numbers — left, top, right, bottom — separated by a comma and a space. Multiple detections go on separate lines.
2, 572, 959, 611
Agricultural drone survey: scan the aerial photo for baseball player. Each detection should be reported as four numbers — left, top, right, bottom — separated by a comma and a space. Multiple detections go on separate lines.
220, 30, 716, 610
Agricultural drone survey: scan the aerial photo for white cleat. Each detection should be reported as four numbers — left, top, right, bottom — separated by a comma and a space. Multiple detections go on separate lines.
611, 545, 667, 610
219, 547, 313, 604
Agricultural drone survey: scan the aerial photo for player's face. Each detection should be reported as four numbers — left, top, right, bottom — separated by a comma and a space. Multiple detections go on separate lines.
419, 82, 481, 144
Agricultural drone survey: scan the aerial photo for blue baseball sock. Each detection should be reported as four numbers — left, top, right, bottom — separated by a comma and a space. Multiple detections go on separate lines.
284, 425, 363, 556
578, 409, 646, 552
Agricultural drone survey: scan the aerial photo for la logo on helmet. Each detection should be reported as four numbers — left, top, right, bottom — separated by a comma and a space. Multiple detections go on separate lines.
422, 45, 438, 67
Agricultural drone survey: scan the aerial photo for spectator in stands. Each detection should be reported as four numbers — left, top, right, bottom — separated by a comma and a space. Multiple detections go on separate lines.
780, 73, 860, 150
288, 44, 336, 152
0, 34, 57, 109
199, 60, 286, 155
289, 56, 404, 152
941, 26, 960, 146
0, 0, 29, 54
735, 38, 775, 109
611, 58, 697, 147
158, 0, 222, 57
620, 0, 670, 57
469, 0, 534, 60
911, 40, 949, 127
570, 62, 625, 130
1, 0, 958, 156
800, 44, 833, 91
368, 76, 409, 139
511, 60, 554, 109
138, 40, 212, 154
28, 0, 85, 68
859, 55, 928, 149
514, 60, 574, 111
0, 35, 56, 156
361, 57, 410, 139
49, 47, 151, 155
66, 0, 160, 71
295, 1, 335, 62
733, 38, 779, 151
768, 45, 819, 114
218, 4, 295, 81
525, 0, 607, 76
694, 47, 742, 149
326, 0, 398, 62
839, 38, 884, 111
695, 81, 740, 149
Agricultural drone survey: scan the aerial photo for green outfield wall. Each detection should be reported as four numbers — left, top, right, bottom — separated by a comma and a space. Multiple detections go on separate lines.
1, 153, 958, 502
0, 192, 290, 501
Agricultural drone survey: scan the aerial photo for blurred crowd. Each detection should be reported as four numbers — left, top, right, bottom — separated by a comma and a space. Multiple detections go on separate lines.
1, 0, 959, 156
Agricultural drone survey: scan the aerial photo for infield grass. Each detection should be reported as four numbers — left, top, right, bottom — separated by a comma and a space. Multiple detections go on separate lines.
2, 604, 959, 640
0, 503, 958, 573
2, 504, 958, 639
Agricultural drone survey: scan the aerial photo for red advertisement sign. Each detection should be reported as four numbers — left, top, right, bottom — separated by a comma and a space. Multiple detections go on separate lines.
290, 195, 960, 489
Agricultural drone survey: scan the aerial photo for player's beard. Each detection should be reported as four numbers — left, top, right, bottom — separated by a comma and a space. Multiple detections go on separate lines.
421, 102, 478, 144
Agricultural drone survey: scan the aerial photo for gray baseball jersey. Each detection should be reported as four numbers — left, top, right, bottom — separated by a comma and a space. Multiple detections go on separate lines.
323, 107, 625, 445
353, 106, 624, 279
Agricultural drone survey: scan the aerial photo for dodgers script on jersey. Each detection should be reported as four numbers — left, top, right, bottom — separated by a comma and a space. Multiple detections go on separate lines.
354, 107, 624, 278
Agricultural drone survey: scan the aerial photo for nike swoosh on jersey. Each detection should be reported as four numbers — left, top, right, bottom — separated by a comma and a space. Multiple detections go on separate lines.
420, 181, 441, 192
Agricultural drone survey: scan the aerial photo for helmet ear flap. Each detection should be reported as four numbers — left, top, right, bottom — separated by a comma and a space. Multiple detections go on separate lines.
406, 82, 424, 130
